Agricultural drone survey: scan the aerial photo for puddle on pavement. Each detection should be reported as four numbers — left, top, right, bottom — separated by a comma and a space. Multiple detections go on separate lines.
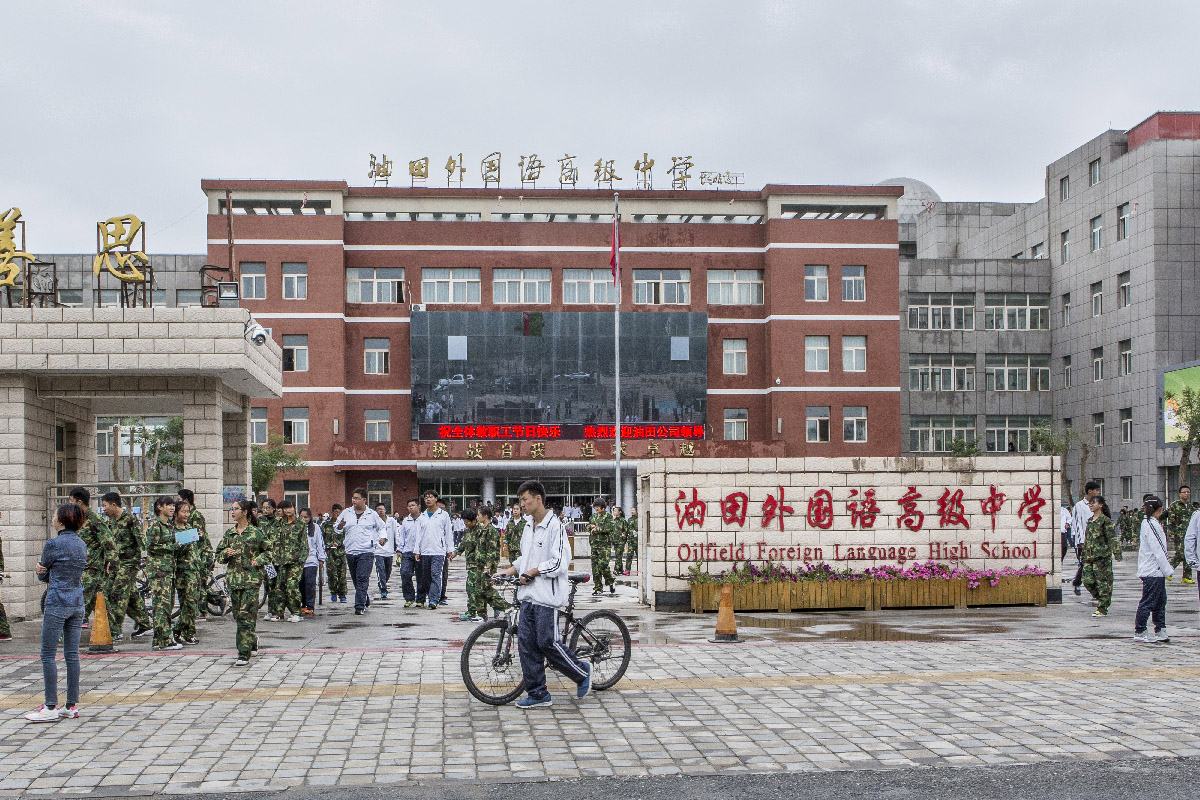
731, 613, 1013, 641
390, 623, 417, 629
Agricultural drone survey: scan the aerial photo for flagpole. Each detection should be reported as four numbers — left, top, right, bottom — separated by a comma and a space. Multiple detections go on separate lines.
613, 193, 621, 511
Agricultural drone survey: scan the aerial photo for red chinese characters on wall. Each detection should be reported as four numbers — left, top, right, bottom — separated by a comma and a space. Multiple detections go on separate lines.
1018, 485, 1046, 532
762, 487, 796, 531
675, 489, 706, 529
937, 488, 970, 529
847, 489, 879, 529
720, 492, 749, 528
980, 485, 1007, 532
897, 487, 924, 532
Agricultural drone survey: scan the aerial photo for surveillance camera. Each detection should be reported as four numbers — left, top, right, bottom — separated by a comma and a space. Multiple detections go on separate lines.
246, 323, 268, 346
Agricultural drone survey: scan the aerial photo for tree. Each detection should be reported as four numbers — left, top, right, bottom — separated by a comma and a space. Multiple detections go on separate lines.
133, 416, 184, 481
252, 434, 308, 494
1031, 423, 1084, 505
1164, 385, 1200, 490
948, 436, 982, 457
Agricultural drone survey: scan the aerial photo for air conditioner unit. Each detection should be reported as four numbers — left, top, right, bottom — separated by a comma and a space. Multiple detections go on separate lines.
411, 303, 425, 312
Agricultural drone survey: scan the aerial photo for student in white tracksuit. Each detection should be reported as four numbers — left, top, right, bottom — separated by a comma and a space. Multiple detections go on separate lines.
1133, 495, 1173, 642
414, 491, 452, 608
1186, 510, 1200, 612
497, 480, 590, 709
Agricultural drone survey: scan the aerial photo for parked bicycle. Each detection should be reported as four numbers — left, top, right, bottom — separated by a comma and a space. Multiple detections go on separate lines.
135, 560, 244, 620
460, 572, 631, 705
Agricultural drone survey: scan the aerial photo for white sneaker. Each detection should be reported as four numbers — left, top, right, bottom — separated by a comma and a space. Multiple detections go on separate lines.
1154, 629, 1171, 643
286, 615, 301, 623
1133, 631, 1151, 643
264, 614, 281, 622
61, 706, 79, 719
24, 705, 60, 722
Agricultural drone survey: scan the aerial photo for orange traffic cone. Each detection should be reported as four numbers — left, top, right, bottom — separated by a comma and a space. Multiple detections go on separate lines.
710, 583, 741, 643
88, 591, 114, 652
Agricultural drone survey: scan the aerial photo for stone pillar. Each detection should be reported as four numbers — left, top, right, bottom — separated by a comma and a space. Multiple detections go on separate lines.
220, 399, 252, 543
183, 378, 224, 536
481, 474, 496, 505
621, 470, 636, 513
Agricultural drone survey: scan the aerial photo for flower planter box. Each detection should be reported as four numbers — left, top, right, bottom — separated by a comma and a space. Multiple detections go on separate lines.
964, 575, 1046, 607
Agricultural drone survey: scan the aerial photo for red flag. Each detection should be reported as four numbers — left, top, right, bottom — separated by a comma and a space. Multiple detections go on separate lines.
610, 214, 619, 284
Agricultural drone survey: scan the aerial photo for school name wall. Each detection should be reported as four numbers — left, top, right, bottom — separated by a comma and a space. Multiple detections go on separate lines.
640, 455, 1059, 608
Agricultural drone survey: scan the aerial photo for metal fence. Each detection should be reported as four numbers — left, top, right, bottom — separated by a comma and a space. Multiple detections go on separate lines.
46, 481, 183, 541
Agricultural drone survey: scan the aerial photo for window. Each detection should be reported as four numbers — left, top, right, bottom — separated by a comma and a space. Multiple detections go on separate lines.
723, 408, 748, 441
1118, 272, 1130, 308
983, 293, 1050, 330
909, 415, 976, 453
1121, 476, 1133, 502
447, 335, 467, 360
1089, 159, 1102, 186
421, 268, 480, 304
1063, 355, 1072, 388
805, 406, 830, 443
364, 409, 391, 442
176, 289, 202, 307
1090, 216, 1103, 252
906, 292, 975, 330
55, 288, 82, 307
562, 269, 617, 304
282, 407, 309, 445
493, 268, 551, 304
364, 338, 390, 375
1060, 175, 1070, 201
841, 265, 866, 301
251, 408, 268, 445
282, 262, 308, 300
1093, 412, 1105, 447
1092, 347, 1104, 381
633, 269, 690, 305
985, 415, 1050, 453
842, 335, 867, 372
367, 480, 393, 513
722, 339, 747, 375
1091, 282, 1103, 317
240, 262, 266, 300
843, 406, 867, 442
804, 266, 828, 301
282, 334, 308, 372
1061, 293, 1071, 326
909, 354, 975, 392
283, 480, 310, 511
985, 354, 1051, 392
805, 335, 829, 371
96, 425, 114, 457
1117, 203, 1131, 241
1060, 231, 1071, 263
670, 337, 690, 361
1031, 242, 1046, 260
1121, 408, 1133, 444
1118, 339, 1132, 376
347, 268, 405, 303
707, 269, 764, 305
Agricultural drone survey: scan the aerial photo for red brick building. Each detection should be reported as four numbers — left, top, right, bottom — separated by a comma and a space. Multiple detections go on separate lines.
202, 180, 903, 513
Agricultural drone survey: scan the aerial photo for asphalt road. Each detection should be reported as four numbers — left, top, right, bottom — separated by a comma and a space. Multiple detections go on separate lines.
149, 757, 1192, 800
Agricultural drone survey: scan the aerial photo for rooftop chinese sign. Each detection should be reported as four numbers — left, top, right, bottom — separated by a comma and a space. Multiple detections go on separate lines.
640, 455, 1059, 608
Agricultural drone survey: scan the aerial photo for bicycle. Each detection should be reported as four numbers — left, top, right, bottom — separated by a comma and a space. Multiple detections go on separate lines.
135, 561, 238, 620
460, 572, 631, 705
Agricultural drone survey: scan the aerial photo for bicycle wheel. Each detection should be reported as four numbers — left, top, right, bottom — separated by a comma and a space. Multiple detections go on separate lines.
569, 609, 631, 691
258, 580, 269, 609
206, 572, 231, 616
460, 619, 525, 705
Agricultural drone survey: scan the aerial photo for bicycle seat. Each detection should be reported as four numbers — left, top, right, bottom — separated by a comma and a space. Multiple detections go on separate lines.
568, 572, 591, 584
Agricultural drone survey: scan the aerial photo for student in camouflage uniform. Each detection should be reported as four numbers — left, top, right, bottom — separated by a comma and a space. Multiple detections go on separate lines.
0, 532, 9, 641
588, 499, 616, 596
217, 500, 268, 665
70, 488, 117, 627
503, 502, 524, 562
275, 500, 308, 621
610, 507, 627, 577
177, 489, 217, 618
100, 493, 151, 638
145, 496, 183, 650
622, 505, 638, 574
452, 507, 508, 621
1082, 495, 1122, 616
258, 499, 283, 619
322, 504, 346, 602
1165, 486, 1195, 583
169, 499, 200, 645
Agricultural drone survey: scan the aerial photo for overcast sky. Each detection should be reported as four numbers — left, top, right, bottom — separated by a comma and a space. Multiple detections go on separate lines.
6, 0, 1199, 252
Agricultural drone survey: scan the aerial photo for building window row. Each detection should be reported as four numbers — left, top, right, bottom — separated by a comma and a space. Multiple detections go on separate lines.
984, 354, 1051, 392
803, 406, 868, 443
1062, 340, 1132, 386
983, 293, 1050, 331
908, 354, 975, 392
803, 335, 869, 373
909, 415, 976, 453
1057, 202, 1133, 263
906, 292, 974, 330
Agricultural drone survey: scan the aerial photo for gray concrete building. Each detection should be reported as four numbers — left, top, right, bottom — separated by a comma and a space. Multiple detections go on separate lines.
900, 111, 1200, 505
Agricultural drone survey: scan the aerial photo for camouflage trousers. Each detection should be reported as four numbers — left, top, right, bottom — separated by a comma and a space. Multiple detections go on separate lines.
230, 586, 258, 660
611, 536, 626, 575
465, 568, 508, 618
172, 558, 199, 641
326, 550, 348, 598
147, 553, 197, 646
274, 563, 304, 616
1082, 559, 1114, 614
194, 551, 218, 615
107, 560, 151, 632
622, 533, 636, 572
83, 567, 109, 622
0, 595, 8, 638
1169, 533, 1194, 580
590, 540, 615, 590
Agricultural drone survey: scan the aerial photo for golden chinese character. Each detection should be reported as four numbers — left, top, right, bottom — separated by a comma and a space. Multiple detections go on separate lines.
432, 442, 449, 458
481, 152, 502, 187
93, 215, 149, 283
519, 154, 544, 186
580, 441, 596, 458
0, 208, 35, 287
445, 153, 466, 185
615, 442, 628, 457
466, 442, 484, 459
594, 158, 621, 187
646, 441, 660, 456
668, 155, 694, 189
369, 153, 393, 185
408, 157, 429, 180
678, 441, 695, 457
634, 154, 655, 189
500, 442, 514, 459
558, 154, 578, 188
530, 442, 546, 459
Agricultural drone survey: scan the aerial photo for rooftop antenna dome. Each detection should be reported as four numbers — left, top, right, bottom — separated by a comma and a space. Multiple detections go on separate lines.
877, 177, 942, 224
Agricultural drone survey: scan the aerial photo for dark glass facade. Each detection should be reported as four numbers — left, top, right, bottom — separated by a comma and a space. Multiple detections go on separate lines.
410, 311, 708, 438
